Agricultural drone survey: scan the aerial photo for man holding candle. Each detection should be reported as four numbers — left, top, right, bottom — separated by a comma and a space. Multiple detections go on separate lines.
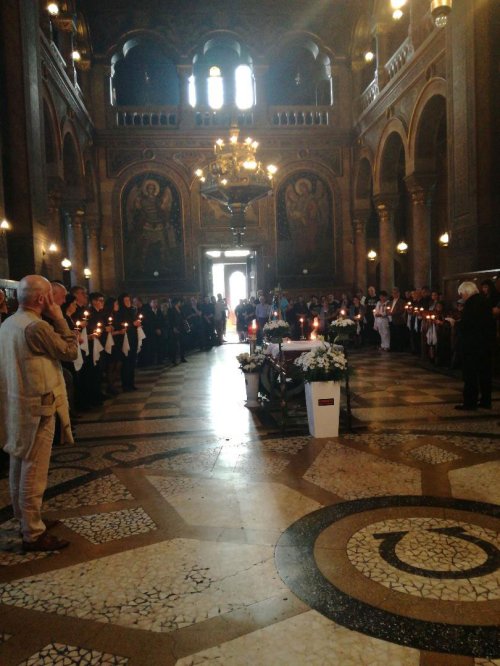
0, 275, 77, 551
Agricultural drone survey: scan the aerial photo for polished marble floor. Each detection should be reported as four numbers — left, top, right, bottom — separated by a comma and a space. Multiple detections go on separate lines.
0, 345, 498, 665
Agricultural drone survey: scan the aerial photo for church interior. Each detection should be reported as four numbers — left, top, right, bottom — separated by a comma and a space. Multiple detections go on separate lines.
0, 0, 499, 664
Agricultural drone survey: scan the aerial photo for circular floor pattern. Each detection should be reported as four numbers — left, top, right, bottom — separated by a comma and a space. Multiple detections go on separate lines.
275, 496, 500, 658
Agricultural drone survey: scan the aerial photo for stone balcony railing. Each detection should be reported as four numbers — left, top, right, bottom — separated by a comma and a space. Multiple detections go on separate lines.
385, 37, 414, 82
110, 105, 333, 129
270, 106, 330, 127
358, 79, 380, 114
115, 107, 180, 128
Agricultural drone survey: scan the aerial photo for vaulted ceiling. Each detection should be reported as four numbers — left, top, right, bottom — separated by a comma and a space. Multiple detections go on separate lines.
76, 0, 370, 61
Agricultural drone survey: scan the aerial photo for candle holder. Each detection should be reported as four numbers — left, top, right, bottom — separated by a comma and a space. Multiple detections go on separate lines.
299, 317, 305, 340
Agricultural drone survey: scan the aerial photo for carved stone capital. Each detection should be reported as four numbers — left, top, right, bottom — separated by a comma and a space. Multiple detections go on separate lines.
405, 173, 436, 204
52, 14, 76, 33
373, 194, 399, 221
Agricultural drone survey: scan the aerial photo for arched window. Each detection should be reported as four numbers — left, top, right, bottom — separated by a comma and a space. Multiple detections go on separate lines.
191, 38, 255, 109
111, 39, 179, 107
208, 66, 224, 109
235, 64, 254, 109
267, 39, 333, 106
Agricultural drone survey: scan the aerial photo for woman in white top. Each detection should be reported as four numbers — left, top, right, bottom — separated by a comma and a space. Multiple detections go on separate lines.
373, 290, 390, 351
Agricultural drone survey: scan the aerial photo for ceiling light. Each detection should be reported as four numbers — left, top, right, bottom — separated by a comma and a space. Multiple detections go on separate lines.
391, 0, 407, 8
438, 231, 450, 247
431, 0, 452, 28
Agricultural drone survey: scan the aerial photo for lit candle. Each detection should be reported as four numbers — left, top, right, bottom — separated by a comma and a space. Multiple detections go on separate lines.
75, 320, 81, 331
310, 331, 317, 340
108, 316, 113, 324
251, 319, 257, 332
139, 314, 143, 321
340, 309, 346, 316
299, 317, 304, 323
83, 310, 89, 320
313, 317, 319, 329
123, 322, 128, 328
273, 311, 278, 317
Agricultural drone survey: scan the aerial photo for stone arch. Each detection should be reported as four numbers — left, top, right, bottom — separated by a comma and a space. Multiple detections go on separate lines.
61, 126, 84, 199
354, 154, 374, 208
408, 78, 447, 174
109, 32, 181, 106
265, 32, 334, 106
374, 117, 409, 195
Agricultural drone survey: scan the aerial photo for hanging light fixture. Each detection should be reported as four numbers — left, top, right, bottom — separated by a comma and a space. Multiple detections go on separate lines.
46, 3, 59, 15
392, 9, 403, 20
195, 126, 277, 245
83, 267, 92, 279
0, 219, 11, 231
367, 249, 378, 262
431, 0, 452, 28
61, 258, 72, 270
396, 240, 408, 254
438, 231, 450, 247
364, 51, 375, 63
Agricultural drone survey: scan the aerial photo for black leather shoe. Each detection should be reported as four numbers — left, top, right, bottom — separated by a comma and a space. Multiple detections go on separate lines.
454, 404, 477, 411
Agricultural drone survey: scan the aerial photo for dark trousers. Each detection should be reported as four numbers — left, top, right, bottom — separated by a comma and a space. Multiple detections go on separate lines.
121, 349, 137, 389
462, 350, 492, 407
390, 323, 407, 352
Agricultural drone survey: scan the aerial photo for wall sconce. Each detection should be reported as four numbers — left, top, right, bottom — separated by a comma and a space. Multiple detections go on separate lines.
48, 242, 58, 253
0, 219, 12, 232
46, 3, 59, 15
396, 241, 408, 254
431, 0, 452, 28
392, 9, 403, 20
71, 50, 82, 62
83, 267, 92, 279
61, 258, 72, 270
438, 231, 450, 247
367, 249, 378, 262
364, 51, 375, 63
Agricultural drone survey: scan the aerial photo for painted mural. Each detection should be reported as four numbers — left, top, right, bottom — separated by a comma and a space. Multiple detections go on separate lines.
122, 173, 183, 279
277, 172, 333, 276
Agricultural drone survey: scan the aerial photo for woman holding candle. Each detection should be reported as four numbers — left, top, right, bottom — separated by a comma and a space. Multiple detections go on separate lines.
349, 295, 366, 346
103, 297, 126, 395
118, 293, 141, 391
373, 291, 390, 351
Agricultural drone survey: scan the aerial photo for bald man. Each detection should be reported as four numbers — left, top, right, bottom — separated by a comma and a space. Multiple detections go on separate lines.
0, 275, 78, 551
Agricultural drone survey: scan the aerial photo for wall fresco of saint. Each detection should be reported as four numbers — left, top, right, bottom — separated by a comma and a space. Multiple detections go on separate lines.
121, 173, 183, 279
276, 172, 333, 277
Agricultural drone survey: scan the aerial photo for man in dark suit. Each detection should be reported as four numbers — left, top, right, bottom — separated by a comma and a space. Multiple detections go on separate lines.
389, 287, 407, 351
455, 281, 494, 410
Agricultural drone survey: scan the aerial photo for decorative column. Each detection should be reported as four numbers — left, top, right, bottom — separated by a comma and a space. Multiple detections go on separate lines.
177, 64, 195, 129
374, 195, 398, 290
65, 206, 85, 286
405, 175, 433, 289
352, 210, 370, 290
86, 216, 101, 291
253, 64, 269, 124
373, 23, 391, 90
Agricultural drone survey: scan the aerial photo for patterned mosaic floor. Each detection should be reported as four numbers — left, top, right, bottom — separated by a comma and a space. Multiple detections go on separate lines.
0, 344, 498, 665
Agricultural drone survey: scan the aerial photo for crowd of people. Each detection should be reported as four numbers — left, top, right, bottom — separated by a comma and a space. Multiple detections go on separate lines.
1, 285, 232, 417
235, 281, 500, 372
0, 274, 498, 552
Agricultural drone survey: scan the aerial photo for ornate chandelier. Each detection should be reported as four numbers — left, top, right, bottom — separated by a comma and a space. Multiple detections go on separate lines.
195, 126, 277, 245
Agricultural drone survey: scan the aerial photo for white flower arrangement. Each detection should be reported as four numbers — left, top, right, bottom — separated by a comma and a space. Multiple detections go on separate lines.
236, 351, 267, 373
294, 344, 348, 383
263, 319, 291, 341
329, 317, 357, 339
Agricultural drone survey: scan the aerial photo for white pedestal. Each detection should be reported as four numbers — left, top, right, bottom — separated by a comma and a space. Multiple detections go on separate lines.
304, 381, 341, 437
245, 372, 260, 407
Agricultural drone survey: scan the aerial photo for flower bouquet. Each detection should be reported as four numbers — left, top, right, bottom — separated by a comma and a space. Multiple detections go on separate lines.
329, 317, 357, 342
294, 344, 348, 383
236, 351, 267, 373
263, 319, 291, 342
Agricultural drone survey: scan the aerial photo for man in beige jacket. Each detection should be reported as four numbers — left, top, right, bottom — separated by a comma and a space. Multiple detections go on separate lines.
0, 275, 78, 551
